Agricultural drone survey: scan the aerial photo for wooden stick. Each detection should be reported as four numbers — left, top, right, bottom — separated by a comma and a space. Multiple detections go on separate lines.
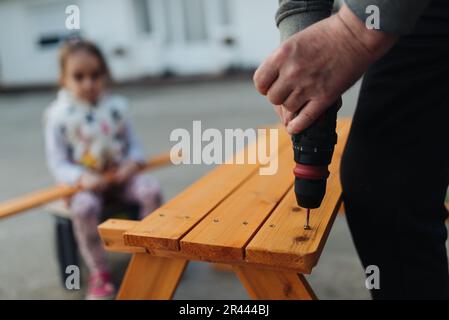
0, 152, 174, 220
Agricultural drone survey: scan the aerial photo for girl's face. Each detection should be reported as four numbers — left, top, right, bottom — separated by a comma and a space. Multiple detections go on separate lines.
61, 50, 106, 104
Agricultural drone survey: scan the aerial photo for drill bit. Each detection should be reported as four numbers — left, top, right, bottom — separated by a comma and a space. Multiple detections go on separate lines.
304, 208, 311, 230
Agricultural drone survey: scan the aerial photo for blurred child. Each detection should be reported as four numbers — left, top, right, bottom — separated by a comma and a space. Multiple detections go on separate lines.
44, 40, 163, 300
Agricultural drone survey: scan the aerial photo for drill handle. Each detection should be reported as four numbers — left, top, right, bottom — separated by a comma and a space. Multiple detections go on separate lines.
292, 98, 341, 166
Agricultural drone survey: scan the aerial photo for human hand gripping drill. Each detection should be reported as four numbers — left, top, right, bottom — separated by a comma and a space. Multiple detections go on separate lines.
292, 100, 341, 229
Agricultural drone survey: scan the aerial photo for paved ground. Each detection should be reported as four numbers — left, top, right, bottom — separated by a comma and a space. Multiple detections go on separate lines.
0, 76, 373, 299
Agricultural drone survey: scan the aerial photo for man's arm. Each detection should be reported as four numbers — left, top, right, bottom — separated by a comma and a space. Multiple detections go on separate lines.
277, 0, 431, 38
254, 3, 400, 134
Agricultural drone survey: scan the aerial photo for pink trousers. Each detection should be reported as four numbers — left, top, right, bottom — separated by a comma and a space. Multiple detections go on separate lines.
69, 174, 162, 275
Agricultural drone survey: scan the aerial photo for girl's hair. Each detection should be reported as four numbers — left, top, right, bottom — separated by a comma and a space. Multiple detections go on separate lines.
59, 39, 111, 79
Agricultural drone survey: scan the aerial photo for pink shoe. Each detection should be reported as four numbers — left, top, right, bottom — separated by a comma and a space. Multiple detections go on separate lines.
86, 271, 116, 300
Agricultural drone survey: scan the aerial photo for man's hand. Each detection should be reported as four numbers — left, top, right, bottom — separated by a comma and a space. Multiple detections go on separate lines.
113, 159, 141, 185
254, 5, 397, 134
78, 172, 107, 192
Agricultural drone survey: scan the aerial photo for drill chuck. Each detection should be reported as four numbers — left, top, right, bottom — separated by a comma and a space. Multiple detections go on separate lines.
292, 100, 340, 209
293, 164, 329, 208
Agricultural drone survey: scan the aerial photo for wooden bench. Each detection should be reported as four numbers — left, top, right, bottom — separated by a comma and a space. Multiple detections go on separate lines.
98, 118, 352, 300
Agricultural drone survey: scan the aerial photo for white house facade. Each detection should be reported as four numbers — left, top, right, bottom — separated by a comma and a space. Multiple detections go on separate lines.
0, 0, 280, 87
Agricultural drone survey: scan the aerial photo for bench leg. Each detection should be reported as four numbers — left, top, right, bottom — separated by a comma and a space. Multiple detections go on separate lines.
233, 265, 317, 300
117, 253, 188, 300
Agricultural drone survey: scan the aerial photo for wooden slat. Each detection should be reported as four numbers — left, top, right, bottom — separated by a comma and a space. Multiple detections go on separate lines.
234, 265, 317, 300
124, 125, 290, 251
0, 185, 78, 220
179, 145, 294, 261
117, 253, 188, 300
98, 219, 146, 253
244, 118, 351, 273
0, 152, 174, 219
98, 219, 326, 273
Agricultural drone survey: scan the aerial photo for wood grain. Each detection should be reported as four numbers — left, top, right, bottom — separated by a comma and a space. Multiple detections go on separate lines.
98, 219, 314, 272
117, 253, 188, 300
234, 265, 317, 300
244, 118, 351, 273
179, 146, 294, 261
98, 219, 146, 253
124, 125, 291, 251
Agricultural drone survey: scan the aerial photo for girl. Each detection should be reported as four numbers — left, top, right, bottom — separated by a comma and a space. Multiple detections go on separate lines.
44, 40, 163, 300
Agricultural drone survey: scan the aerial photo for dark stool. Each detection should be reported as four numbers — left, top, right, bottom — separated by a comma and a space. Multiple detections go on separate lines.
50, 200, 139, 287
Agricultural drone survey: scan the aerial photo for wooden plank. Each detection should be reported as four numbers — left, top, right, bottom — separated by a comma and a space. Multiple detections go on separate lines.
0, 152, 174, 219
98, 219, 314, 273
234, 265, 317, 300
117, 253, 188, 300
139, 246, 313, 273
124, 125, 290, 251
98, 219, 146, 253
245, 118, 351, 273
0, 185, 78, 220
179, 145, 294, 261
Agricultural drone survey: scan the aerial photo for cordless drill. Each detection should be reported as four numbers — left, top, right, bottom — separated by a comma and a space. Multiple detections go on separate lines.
292, 100, 341, 229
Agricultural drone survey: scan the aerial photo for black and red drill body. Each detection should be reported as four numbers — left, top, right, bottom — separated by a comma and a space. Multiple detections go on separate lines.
292, 101, 340, 228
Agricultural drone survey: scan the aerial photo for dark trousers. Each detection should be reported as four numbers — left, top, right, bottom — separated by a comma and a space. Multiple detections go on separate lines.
341, 0, 449, 299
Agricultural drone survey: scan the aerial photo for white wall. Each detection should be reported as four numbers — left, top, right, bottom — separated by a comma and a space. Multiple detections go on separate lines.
231, 0, 279, 69
0, 0, 73, 86
0, 0, 281, 87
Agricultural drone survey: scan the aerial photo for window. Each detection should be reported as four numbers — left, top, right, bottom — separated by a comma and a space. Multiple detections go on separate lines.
181, 0, 207, 43
134, 0, 152, 34
219, 0, 232, 26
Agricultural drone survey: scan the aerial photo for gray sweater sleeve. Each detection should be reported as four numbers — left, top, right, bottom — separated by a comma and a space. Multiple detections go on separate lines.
276, 0, 334, 40
276, 0, 431, 38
